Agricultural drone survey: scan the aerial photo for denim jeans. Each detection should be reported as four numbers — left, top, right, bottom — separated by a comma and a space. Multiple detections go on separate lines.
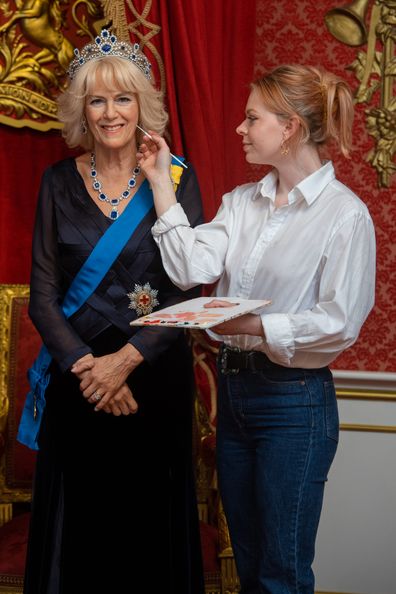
216, 356, 339, 594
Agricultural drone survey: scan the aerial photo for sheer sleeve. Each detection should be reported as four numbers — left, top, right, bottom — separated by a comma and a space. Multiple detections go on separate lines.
28, 167, 92, 372
128, 164, 204, 363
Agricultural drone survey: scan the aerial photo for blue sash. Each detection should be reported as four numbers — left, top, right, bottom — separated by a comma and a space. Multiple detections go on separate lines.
17, 179, 154, 451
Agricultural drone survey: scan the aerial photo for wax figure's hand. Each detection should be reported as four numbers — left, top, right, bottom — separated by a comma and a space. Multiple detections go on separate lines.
70, 353, 137, 413
212, 313, 265, 337
71, 353, 94, 378
101, 383, 138, 416
71, 343, 143, 411
137, 132, 173, 184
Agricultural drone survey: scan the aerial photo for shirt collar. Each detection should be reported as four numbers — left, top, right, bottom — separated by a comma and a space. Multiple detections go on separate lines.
255, 161, 336, 206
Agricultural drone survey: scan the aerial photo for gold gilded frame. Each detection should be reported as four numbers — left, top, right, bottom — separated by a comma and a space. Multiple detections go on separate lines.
0, 586, 23, 594
0, 284, 31, 523
0, 284, 30, 455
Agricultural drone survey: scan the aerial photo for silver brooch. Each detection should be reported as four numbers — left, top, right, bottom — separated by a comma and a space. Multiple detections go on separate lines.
127, 283, 159, 316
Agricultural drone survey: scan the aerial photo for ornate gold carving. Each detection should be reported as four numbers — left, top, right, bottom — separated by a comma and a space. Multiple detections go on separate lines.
126, 0, 164, 92
101, 0, 165, 92
0, 284, 32, 505
0, 1, 104, 131
219, 554, 240, 594
0, 502, 13, 526
325, 0, 396, 187
99, 0, 129, 41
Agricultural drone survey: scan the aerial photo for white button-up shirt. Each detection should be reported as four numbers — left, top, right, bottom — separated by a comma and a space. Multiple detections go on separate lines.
152, 162, 376, 368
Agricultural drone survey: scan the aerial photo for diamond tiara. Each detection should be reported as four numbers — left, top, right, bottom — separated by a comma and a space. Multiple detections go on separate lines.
68, 29, 152, 81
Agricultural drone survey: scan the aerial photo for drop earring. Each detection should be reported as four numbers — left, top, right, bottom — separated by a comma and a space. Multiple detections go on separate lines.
280, 134, 289, 156
81, 116, 87, 135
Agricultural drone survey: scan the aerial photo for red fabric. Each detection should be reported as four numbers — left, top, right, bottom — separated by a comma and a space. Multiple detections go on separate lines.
0, 512, 29, 577
126, 0, 257, 220
0, 126, 77, 283
5, 297, 39, 487
199, 520, 219, 574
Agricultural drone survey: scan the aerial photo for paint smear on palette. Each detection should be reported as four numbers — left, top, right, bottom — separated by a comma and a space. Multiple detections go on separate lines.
140, 310, 224, 326
130, 296, 271, 329
159, 312, 223, 320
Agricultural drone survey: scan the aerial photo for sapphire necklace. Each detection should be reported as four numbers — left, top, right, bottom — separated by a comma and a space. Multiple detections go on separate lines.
90, 152, 141, 220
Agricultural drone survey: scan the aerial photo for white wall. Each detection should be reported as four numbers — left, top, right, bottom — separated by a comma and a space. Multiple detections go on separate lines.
314, 371, 396, 594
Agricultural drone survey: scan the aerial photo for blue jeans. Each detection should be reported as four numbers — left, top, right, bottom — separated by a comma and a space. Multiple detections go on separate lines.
216, 355, 338, 594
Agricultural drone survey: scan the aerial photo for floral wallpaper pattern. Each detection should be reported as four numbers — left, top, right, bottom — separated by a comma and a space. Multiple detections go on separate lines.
252, 0, 396, 371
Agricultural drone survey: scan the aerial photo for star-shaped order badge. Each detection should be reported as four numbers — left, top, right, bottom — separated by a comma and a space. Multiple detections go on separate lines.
127, 283, 159, 316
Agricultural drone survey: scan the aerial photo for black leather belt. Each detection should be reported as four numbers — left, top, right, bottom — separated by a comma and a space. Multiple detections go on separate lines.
219, 345, 270, 375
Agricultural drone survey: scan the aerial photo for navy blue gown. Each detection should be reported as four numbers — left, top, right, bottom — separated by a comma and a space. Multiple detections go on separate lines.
23, 158, 205, 594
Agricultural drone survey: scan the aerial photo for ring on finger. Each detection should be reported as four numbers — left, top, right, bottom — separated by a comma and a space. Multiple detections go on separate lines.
92, 391, 102, 402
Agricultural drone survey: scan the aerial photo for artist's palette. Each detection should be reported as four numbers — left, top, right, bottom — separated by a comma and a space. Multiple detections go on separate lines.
130, 296, 270, 329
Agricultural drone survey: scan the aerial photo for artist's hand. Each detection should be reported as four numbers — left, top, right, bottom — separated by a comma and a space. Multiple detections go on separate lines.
137, 132, 172, 184
204, 299, 237, 308
212, 313, 265, 337
71, 344, 143, 411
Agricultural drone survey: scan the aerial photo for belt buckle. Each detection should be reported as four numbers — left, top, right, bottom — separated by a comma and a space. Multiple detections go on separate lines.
220, 345, 240, 375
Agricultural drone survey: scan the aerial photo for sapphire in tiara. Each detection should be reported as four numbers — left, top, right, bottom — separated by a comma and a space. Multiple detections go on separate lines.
68, 28, 152, 81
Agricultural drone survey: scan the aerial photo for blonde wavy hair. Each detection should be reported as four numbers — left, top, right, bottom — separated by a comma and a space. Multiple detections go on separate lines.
57, 56, 168, 150
252, 64, 354, 157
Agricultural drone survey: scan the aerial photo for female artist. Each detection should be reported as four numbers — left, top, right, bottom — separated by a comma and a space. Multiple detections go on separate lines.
137, 64, 376, 594
23, 30, 205, 594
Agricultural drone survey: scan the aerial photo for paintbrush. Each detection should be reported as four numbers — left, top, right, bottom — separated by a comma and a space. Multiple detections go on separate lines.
136, 125, 188, 169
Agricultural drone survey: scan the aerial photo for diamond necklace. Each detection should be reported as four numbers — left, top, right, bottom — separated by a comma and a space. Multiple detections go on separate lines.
90, 152, 141, 220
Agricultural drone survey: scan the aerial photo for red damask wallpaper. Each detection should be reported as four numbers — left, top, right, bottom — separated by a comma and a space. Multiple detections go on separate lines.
250, 0, 396, 372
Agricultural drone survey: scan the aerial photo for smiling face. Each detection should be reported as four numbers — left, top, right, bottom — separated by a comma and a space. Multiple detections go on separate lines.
84, 71, 139, 151
236, 87, 288, 166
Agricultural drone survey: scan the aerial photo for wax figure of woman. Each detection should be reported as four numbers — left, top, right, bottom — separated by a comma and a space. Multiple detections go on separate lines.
137, 64, 376, 594
23, 30, 205, 594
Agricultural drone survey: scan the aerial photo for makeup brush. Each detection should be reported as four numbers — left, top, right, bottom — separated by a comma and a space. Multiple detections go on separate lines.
136, 125, 188, 169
